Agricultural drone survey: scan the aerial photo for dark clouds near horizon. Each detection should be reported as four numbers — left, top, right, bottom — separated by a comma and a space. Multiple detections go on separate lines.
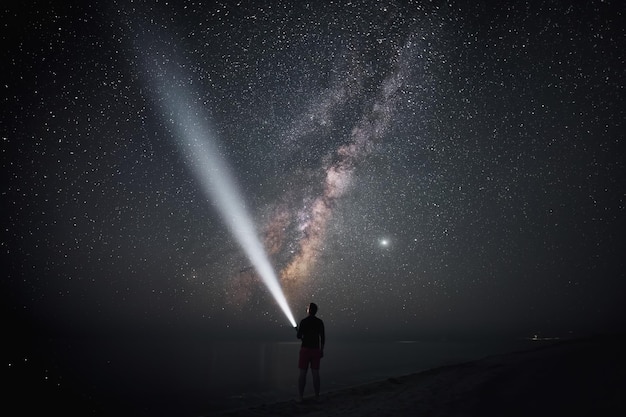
2, 0, 625, 340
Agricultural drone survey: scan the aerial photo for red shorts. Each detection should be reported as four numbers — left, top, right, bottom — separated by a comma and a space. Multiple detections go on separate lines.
298, 347, 321, 370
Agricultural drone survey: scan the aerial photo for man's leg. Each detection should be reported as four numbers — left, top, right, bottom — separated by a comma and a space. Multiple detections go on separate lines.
310, 348, 321, 398
298, 368, 307, 400
311, 369, 320, 397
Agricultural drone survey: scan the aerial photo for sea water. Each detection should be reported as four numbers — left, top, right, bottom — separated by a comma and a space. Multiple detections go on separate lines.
38, 336, 542, 416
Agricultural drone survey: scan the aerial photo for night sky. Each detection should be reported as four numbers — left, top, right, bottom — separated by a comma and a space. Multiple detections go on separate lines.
3, 0, 625, 341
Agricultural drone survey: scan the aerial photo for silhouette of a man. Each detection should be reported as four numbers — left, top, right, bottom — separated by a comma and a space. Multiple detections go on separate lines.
296, 302, 325, 401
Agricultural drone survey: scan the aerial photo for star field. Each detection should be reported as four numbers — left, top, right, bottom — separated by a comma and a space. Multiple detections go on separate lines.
2, 0, 624, 340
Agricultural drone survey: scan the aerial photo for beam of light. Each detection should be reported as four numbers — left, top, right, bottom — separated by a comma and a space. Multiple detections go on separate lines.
138, 56, 297, 328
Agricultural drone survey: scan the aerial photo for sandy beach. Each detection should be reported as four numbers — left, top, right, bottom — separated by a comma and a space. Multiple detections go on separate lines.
210, 335, 625, 417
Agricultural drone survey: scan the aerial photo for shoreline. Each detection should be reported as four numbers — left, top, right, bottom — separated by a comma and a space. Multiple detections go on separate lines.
207, 334, 625, 417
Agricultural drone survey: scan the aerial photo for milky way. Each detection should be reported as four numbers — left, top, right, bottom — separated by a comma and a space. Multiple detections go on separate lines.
271, 34, 418, 301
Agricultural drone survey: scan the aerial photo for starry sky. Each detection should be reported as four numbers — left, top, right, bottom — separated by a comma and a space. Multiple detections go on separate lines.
2, 0, 625, 340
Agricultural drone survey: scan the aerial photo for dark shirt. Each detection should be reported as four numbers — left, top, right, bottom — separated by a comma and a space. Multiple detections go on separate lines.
297, 315, 325, 349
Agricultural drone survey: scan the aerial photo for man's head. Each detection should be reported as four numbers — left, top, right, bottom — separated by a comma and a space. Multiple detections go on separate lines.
307, 302, 318, 316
